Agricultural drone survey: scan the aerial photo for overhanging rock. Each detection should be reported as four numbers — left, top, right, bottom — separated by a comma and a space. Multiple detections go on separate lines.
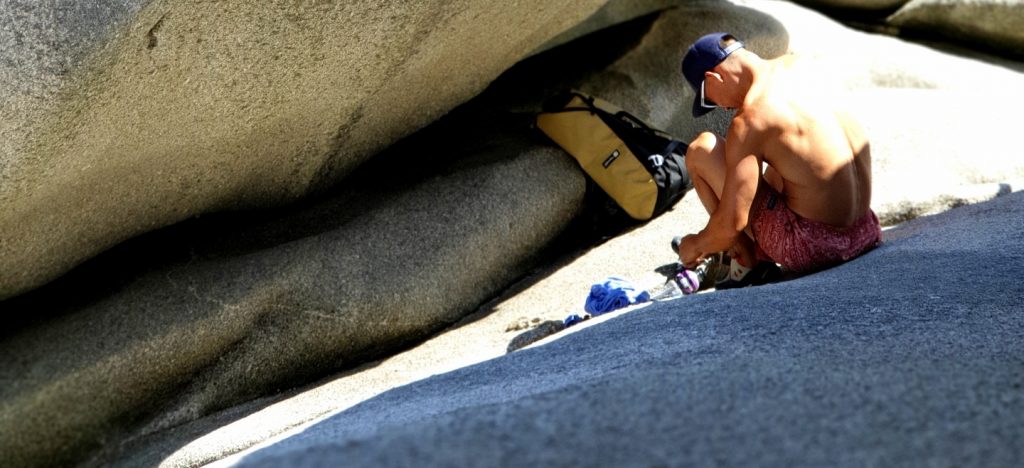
0, 0, 616, 300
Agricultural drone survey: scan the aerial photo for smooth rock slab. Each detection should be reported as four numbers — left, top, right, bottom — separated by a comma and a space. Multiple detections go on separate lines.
223, 189, 1024, 468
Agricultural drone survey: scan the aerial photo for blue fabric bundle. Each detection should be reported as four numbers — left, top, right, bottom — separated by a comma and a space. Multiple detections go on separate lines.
584, 276, 650, 315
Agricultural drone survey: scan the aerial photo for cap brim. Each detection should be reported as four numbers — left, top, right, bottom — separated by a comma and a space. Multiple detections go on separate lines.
692, 97, 714, 118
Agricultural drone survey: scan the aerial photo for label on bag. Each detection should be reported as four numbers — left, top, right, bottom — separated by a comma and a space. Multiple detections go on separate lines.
602, 149, 620, 168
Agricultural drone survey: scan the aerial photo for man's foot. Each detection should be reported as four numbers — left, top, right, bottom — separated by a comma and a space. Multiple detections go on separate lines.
669, 237, 780, 290
715, 258, 782, 289
670, 238, 730, 291
702, 253, 730, 287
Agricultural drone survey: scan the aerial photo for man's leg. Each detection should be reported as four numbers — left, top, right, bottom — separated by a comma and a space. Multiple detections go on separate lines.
686, 132, 754, 264
688, 131, 783, 220
686, 131, 727, 216
684, 132, 778, 287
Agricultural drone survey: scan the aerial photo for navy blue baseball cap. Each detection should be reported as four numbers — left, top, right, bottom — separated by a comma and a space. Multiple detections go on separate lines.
681, 32, 744, 117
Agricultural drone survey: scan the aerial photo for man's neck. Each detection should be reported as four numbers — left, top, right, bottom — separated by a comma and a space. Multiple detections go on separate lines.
734, 55, 771, 107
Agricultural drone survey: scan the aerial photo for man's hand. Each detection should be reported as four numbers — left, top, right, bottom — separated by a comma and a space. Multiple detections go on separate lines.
680, 232, 758, 269
677, 234, 705, 269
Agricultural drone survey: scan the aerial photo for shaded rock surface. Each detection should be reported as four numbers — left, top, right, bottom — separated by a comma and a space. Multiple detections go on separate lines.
86, 175, 714, 468
793, 0, 909, 12
224, 179, 1024, 468
0, 0, 620, 300
0, 111, 585, 466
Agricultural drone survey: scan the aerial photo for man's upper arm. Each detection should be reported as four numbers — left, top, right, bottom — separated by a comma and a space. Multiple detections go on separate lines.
717, 114, 764, 232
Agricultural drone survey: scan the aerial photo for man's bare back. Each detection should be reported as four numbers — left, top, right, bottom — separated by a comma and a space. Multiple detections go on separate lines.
749, 55, 872, 227
677, 32, 881, 275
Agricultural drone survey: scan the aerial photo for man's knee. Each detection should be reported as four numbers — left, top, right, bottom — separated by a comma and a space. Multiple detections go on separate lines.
686, 131, 723, 173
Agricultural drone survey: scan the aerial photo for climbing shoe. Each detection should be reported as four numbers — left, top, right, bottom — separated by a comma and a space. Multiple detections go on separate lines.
715, 258, 783, 289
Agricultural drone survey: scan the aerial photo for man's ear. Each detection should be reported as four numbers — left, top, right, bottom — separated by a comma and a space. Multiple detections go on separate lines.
704, 71, 723, 83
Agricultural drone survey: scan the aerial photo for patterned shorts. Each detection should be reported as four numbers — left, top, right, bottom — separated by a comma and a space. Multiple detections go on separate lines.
750, 187, 882, 273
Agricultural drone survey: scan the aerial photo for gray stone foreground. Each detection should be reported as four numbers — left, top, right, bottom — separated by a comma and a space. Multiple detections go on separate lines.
222, 191, 1024, 467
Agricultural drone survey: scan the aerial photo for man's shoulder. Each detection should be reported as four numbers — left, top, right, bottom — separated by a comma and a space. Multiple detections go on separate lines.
738, 88, 800, 131
725, 109, 772, 154
731, 104, 776, 135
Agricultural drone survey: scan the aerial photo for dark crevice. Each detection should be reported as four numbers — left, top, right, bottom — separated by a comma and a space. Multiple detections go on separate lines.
146, 14, 165, 50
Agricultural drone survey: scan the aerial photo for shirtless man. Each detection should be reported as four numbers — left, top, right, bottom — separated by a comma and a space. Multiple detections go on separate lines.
676, 32, 881, 282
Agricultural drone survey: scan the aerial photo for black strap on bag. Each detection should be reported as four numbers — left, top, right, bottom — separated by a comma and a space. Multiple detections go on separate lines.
538, 91, 693, 219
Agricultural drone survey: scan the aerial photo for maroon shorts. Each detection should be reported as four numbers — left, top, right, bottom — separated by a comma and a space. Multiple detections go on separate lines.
750, 187, 882, 273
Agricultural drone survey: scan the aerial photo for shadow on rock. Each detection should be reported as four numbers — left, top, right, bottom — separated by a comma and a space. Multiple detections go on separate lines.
0, 109, 585, 466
